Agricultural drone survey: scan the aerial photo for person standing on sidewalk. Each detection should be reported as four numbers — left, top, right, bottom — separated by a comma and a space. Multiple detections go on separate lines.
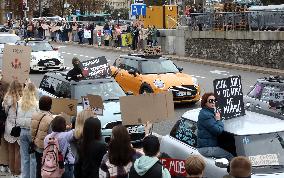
3, 80, 23, 177
18, 82, 38, 178
31, 96, 54, 178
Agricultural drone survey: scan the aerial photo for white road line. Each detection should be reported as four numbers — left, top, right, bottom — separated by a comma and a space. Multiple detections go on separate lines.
67, 53, 71, 55
79, 54, 84, 57
85, 56, 89, 58
73, 53, 77, 55
57, 46, 67, 48
61, 52, 66, 53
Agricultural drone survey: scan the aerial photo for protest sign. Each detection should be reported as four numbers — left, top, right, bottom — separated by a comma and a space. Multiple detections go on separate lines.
160, 158, 187, 177
82, 96, 103, 115
213, 75, 245, 120
121, 33, 132, 46
144, 45, 161, 55
2, 44, 31, 83
84, 29, 91, 38
81, 56, 111, 79
51, 98, 77, 116
120, 92, 174, 125
95, 26, 104, 31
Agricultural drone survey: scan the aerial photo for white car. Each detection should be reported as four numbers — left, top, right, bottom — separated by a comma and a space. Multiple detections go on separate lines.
17, 39, 64, 72
0, 34, 21, 68
160, 108, 284, 178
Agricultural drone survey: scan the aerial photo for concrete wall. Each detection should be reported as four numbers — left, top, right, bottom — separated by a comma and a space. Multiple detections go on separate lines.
158, 28, 284, 70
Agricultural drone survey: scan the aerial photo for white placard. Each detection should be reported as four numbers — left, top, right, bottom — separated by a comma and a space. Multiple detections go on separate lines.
249, 154, 279, 167
84, 30, 91, 39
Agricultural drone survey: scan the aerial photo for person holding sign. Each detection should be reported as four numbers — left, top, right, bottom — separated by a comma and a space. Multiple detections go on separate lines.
197, 93, 234, 161
66, 57, 84, 82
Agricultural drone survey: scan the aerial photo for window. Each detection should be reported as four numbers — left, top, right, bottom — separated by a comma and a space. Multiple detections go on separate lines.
247, 83, 263, 99
141, 60, 179, 74
39, 76, 62, 96
55, 81, 71, 98
170, 119, 197, 147
124, 59, 139, 71
260, 85, 284, 102
114, 58, 125, 69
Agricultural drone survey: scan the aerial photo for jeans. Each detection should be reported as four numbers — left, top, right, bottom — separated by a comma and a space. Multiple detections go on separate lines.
20, 128, 36, 178
62, 164, 74, 178
198, 147, 234, 161
35, 151, 43, 178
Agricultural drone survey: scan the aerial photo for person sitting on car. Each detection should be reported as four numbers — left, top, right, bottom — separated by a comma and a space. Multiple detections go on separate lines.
185, 155, 206, 178
66, 57, 84, 82
223, 156, 252, 178
197, 93, 234, 161
128, 135, 171, 178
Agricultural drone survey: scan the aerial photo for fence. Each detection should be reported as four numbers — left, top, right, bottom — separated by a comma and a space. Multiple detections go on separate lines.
180, 11, 284, 31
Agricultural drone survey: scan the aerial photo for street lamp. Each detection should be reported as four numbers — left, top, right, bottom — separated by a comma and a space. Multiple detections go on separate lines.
118, 13, 120, 26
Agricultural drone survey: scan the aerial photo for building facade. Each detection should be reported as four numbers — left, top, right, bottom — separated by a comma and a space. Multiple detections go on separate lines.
106, 0, 129, 9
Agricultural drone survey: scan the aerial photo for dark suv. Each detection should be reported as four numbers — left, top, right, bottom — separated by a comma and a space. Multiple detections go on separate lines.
244, 76, 284, 119
38, 71, 145, 143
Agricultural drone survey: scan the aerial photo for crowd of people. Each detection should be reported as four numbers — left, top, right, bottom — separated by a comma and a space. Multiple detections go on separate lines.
5, 18, 159, 51
0, 76, 255, 178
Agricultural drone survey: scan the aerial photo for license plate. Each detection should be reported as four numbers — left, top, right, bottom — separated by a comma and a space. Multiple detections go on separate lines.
176, 91, 191, 96
127, 126, 139, 134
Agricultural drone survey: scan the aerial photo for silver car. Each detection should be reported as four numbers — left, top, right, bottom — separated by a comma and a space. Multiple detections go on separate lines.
160, 108, 284, 178
0, 34, 21, 68
244, 76, 284, 119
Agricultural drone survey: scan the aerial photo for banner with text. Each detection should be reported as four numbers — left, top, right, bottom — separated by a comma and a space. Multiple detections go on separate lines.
81, 56, 111, 79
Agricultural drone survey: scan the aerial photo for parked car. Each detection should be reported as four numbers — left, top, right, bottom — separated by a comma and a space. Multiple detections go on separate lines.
160, 108, 284, 178
38, 71, 145, 144
111, 54, 201, 103
0, 34, 21, 69
0, 25, 9, 32
16, 39, 64, 72
244, 76, 284, 120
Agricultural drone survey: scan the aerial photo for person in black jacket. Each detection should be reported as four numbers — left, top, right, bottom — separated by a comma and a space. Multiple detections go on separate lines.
66, 57, 84, 82
74, 117, 107, 178
128, 135, 171, 178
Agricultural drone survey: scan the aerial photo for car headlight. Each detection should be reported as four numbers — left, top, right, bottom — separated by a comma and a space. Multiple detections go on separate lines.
192, 77, 199, 86
153, 79, 165, 89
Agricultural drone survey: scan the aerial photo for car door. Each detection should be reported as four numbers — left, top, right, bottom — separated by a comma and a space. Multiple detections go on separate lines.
160, 119, 227, 178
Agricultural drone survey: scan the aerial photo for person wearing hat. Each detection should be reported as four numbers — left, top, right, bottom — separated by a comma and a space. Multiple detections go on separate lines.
66, 57, 84, 82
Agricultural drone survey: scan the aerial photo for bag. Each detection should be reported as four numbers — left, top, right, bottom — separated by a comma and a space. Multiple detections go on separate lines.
30, 114, 46, 154
10, 102, 20, 137
41, 137, 65, 178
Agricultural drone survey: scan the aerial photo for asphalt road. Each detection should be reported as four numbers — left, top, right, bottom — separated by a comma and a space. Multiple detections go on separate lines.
29, 43, 267, 136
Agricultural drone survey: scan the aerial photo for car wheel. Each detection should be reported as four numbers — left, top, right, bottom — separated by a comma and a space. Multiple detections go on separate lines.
140, 83, 154, 94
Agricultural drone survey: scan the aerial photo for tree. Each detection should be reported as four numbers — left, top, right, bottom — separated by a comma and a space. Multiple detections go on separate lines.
112, 8, 129, 20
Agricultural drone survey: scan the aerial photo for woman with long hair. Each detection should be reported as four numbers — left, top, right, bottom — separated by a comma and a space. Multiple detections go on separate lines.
74, 117, 107, 178
99, 125, 142, 178
2, 80, 23, 177
18, 82, 38, 178
74, 109, 96, 140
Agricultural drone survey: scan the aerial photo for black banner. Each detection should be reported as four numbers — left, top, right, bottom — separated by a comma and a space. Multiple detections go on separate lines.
213, 75, 245, 120
81, 56, 111, 79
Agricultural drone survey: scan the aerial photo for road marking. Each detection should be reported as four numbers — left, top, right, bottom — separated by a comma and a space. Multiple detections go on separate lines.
57, 46, 67, 48
210, 70, 230, 76
73, 53, 77, 55
61, 51, 66, 53
85, 56, 89, 58
191, 75, 206, 79
80, 54, 84, 57
67, 53, 71, 55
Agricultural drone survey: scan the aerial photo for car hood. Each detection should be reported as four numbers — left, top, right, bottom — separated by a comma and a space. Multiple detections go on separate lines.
31, 51, 60, 59
142, 73, 195, 88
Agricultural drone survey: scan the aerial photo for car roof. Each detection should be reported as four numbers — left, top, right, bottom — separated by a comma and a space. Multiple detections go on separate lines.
120, 54, 168, 62
0, 34, 18, 37
182, 108, 284, 135
44, 71, 116, 84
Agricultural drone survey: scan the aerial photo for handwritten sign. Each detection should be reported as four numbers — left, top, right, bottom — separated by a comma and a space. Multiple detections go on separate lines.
144, 45, 161, 56
81, 56, 111, 79
82, 96, 103, 115
51, 98, 77, 116
160, 158, 187, 177
213, 76, 245, 120
249, 154, 279, 167
2, 45, 31, 83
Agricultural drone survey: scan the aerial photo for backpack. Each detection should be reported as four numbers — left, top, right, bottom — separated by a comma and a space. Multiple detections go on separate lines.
41, 137, 65, 178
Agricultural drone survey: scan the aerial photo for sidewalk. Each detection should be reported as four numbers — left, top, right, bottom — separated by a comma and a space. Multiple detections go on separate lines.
52, 41, 284, 76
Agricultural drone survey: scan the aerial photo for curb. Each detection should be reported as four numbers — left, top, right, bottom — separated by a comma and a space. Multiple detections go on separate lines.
53, 42, 284, 76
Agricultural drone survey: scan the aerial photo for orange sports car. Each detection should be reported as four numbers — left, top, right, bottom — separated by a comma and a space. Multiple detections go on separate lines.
111, 54, 201, 103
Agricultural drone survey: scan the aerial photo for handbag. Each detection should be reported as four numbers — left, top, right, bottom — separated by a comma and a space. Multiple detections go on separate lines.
10, 102, 21, 137
29, 113, 46, 154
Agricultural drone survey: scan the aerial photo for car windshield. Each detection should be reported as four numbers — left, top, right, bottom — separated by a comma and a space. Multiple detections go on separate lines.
74, 81, 126, 101
0, 36, 20, 44
141, 60, 179, 74
236, 131, 284, 168
27, 42, 53, 52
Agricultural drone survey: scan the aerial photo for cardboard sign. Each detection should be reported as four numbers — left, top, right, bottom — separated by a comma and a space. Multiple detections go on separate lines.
51, 98, 77, 116
120, 92, 175, 125
213, 75, 245, 120
160, 158, 187, 177
2, 45, 31, 84
82, 96, 103, 115
84, 29, 91, 38
81, 56, 111, 79
87, 94, 104, 109
121, 33, 132, 46
144, 45, 161, 56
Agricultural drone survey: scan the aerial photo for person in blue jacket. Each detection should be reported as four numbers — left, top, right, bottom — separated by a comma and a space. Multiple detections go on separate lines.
197, 92, 234, 161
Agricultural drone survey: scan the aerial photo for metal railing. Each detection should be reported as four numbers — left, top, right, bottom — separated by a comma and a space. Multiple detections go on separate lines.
180, 11, 284, 31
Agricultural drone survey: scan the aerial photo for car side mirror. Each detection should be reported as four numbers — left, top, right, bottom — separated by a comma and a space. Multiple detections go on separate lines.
177, 67, 183, 72
215, 158, 229, 169
126, 91, 133, 95
128, 69, 137, 76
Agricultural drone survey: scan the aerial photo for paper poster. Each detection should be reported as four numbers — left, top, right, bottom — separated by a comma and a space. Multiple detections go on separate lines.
144, 45, 161, 55
121, 33, 132, 46
160, 158, 187, 177
81, 56, 111, 79
51, 98, 77, 116
120, 92, 175, 125
82, 96, 103, 115
249, 154, 279, 167
213, 75, 245, 120
84, 30, 91, 39
2, 45, 31, 84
